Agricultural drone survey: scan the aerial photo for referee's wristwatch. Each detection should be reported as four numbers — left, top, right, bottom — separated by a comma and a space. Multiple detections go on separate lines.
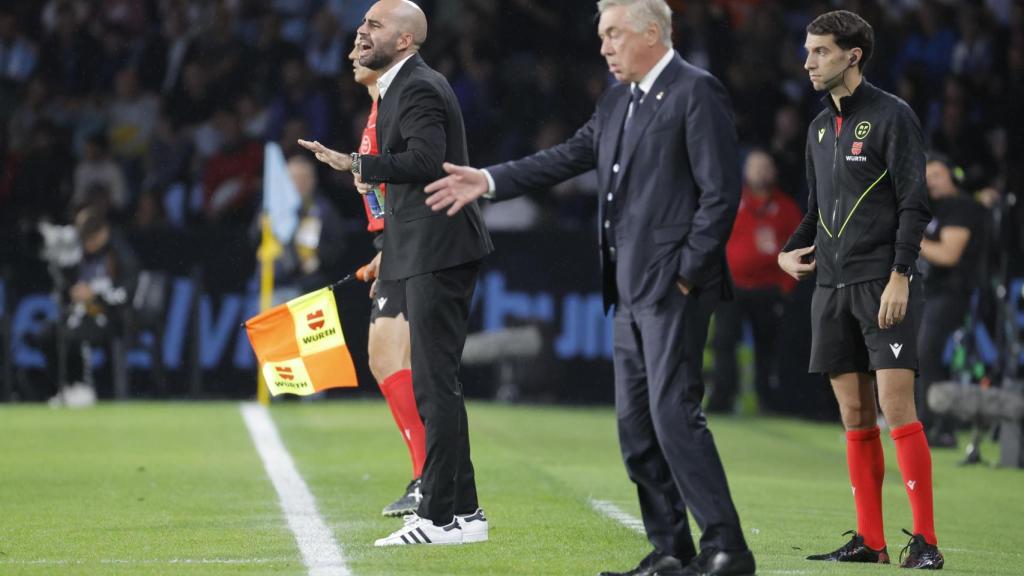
890, 263, 912, 277
349, 152, 361, 175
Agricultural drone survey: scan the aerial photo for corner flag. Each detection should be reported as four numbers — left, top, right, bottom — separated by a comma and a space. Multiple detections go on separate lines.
263, 142, 301, 244
244, 287, 358, 396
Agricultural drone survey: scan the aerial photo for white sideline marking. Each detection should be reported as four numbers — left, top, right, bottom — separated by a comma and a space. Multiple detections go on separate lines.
241, 403, 350, 576
588, 498, 646, 534
0, 557, 291, 566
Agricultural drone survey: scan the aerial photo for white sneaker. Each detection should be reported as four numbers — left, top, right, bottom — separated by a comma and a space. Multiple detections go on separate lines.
47, 383, 96, 408
64, 383, 97, 408
457, 508, 488, 543
373, 513, 462, 547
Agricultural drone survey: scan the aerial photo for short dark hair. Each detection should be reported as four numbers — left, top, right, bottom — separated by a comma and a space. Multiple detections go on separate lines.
75, 205, 109, 239
807, 10, 874, 71
926, 151, 965, 185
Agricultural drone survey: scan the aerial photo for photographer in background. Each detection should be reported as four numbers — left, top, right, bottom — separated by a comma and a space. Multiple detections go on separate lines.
40, 203, 138, 405
917, 153, 988, 447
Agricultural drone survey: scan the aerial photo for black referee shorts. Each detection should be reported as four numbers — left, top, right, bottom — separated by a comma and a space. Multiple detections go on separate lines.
369, 277, 408, 322
809, 277, 921, 375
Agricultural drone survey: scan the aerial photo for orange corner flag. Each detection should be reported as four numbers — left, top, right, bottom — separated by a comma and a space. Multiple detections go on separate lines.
244, 287, 358, 396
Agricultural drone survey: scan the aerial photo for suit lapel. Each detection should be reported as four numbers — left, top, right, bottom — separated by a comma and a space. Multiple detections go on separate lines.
615, 54, 683, 192
599, 87, 630, 190
376, 53, 425, 146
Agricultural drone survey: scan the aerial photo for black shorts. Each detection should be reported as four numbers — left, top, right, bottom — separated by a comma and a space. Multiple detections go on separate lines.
369, 278, 407, 322
809, 278, 921, 374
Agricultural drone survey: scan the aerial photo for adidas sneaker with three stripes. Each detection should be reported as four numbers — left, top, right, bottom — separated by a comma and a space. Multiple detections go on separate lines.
373, 509, 489, 546
373, 513, 462, 547
456, 508, 488, 543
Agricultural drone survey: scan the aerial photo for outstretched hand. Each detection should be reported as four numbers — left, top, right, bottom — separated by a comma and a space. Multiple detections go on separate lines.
424, 162, 489, 216
297, 139, 351, 172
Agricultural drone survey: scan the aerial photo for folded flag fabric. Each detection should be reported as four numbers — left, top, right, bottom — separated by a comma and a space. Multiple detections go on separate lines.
263, 141, 301, 245
244, 287, 358, 396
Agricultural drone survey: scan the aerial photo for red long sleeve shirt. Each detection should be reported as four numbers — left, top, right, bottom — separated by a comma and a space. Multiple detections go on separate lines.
726, 186, 803, 294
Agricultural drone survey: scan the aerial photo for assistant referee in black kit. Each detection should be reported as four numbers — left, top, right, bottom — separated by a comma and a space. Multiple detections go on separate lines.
778, 10, 944, 570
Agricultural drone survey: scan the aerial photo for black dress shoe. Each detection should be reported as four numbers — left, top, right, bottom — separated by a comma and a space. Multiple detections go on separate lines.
680, 549, 756, 576
598, 551, 686, 576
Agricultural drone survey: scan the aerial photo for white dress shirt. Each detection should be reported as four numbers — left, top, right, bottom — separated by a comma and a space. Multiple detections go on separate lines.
377, 53, 416, 100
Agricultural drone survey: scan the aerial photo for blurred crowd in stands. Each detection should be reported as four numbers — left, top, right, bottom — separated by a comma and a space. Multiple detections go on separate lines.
1, 0, 1022, 417
1, 0, 1018, 233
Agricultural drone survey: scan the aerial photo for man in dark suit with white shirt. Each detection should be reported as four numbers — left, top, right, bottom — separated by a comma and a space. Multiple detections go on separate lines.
299, 0, 493, 547
425, 1, 753, 574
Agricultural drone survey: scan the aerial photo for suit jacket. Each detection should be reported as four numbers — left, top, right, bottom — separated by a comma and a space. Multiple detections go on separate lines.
360, 53, 493, 281
488, 52, 739, 311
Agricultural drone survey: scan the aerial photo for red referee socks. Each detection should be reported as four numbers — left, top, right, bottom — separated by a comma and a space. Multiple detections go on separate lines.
846, 426, 886, 550
891, 421, 937, 546
379, 369, 426, 479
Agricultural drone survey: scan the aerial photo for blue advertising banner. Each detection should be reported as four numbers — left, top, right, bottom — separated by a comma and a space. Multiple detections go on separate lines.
2, 228, 1022, 404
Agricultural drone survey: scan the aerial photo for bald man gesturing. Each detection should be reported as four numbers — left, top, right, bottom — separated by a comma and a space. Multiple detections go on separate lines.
299, 0, 493, 547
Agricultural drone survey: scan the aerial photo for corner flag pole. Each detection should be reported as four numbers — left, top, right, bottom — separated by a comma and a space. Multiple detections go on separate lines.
256, 213, 282, 406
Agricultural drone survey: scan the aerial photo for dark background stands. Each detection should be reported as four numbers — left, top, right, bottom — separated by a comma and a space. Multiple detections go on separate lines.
1, 1, 1022, 414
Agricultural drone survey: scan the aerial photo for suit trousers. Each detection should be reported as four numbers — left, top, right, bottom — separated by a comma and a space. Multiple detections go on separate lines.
407, 261, 480, 525
614, 284, 747, 558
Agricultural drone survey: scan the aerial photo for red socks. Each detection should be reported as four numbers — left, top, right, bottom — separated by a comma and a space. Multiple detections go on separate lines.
846, 426, 886, 550
891, 421, 937, 545
378, 369, 426, 478
845, 423, 939, 549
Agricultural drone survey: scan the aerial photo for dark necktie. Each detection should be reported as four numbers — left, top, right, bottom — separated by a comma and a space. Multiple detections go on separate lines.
624, 84, 644, 133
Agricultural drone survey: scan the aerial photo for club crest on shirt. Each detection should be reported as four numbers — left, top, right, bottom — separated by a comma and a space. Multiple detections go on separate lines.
854, 121, 871, 139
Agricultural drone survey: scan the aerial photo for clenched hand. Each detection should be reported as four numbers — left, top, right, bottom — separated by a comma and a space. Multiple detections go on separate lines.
777, 245, 816, 281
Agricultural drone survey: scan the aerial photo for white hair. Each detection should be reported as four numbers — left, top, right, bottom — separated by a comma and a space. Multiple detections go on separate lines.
597, 0, 672, 47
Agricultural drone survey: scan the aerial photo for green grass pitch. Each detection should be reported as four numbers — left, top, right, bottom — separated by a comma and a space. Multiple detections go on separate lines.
0, 401, 1021, 575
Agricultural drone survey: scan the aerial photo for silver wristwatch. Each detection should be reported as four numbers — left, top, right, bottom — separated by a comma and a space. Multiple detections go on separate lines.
350, 152, 361, 175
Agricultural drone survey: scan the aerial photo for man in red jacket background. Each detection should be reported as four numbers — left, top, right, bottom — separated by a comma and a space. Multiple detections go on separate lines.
710, 149, 802, 414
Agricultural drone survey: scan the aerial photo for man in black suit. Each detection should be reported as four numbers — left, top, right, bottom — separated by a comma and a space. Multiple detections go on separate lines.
298, 0, 493, 547
425, 0, 754, 574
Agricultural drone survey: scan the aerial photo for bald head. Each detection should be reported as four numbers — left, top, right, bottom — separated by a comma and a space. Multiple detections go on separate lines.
391, 0, 427, 46
356, 0, 428, 71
